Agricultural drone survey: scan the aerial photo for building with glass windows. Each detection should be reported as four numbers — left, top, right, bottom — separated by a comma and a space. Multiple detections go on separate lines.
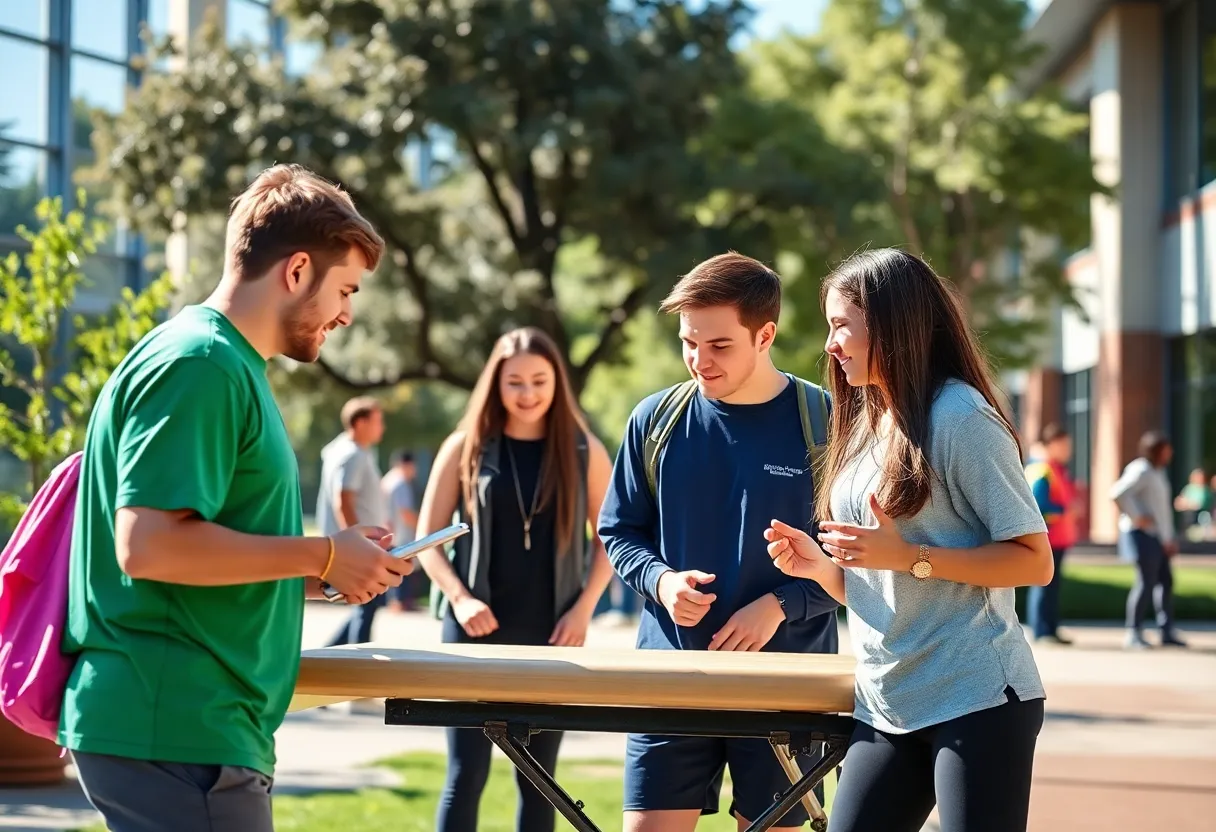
0, 0, 287, 494
1015, 0, 1216, 545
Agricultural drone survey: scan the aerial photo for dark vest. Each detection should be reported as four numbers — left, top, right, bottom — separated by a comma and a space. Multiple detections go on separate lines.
431, 432, 590, 621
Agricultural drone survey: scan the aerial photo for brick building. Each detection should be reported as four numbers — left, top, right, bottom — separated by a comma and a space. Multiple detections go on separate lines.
1013, 0, 1216, 545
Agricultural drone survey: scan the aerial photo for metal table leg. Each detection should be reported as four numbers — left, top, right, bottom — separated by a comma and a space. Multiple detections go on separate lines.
483, 721, 603, 832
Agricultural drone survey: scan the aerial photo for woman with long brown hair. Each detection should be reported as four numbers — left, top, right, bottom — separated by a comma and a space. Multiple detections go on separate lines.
765, 249, 1054, 832
413, 326, 615, 832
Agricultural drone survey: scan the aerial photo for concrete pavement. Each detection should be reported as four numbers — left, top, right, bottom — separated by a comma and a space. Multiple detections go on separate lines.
2, 604, 1213, 831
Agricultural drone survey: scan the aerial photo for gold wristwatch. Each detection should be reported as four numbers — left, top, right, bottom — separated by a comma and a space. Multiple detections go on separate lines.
910, 544, 933, 580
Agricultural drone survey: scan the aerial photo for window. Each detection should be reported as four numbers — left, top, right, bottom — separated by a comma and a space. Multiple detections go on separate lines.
1167, 332, 1216, 492
146, 0, 170, 40
0, 37, 51, 147
0, 1, 49, 40
1166, 1, 1200, 202
1062, 369, 1093, 485
73, 0, 130, 61
1202, 0, 1216, 187
0, 144, 50, 241
227, 0, 272, 50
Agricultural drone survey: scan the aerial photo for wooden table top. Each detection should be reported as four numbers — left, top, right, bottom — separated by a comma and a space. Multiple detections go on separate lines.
289, 643, 856, 714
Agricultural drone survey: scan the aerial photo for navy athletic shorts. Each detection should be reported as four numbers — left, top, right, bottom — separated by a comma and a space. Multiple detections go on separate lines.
623, 732, 823, 825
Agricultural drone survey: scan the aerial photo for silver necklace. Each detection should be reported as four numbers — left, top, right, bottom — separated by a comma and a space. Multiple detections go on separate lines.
504, 439, 543, 551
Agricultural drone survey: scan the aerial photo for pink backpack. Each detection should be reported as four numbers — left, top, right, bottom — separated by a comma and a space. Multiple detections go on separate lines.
0, 451, 82, 743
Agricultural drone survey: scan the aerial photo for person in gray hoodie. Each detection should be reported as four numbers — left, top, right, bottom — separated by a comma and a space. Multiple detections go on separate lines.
1110, 430, 1188, 650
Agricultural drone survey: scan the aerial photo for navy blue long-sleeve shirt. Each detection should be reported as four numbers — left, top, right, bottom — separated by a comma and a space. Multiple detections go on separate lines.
597, 379, 839, 655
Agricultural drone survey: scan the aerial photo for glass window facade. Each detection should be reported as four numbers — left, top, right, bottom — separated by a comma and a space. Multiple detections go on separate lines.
1, 0, 284, 496
1167, 0, 1216, 198
1062, 369, 1094, 485
1167, 333, 1216, 490
1, 0, 140, 302
1203, 0, 1216, 188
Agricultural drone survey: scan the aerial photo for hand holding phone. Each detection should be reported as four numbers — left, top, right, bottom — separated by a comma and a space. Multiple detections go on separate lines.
321, 522, 471, 603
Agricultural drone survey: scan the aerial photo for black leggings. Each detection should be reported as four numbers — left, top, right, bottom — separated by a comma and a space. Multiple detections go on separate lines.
436, 612, 563, 832
829, 690, 1044, 832
435, 724, 564, 832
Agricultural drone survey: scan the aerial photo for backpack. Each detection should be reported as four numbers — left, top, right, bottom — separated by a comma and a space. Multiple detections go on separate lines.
0, 451, 82, 744
642, 375, 831, 497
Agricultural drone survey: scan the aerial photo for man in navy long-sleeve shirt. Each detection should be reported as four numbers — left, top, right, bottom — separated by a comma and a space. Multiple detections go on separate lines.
597, 252, 839, 832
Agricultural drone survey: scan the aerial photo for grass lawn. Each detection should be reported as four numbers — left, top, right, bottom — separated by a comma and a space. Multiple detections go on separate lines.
1019, 561, 1216, 621
79, 752, 834, 832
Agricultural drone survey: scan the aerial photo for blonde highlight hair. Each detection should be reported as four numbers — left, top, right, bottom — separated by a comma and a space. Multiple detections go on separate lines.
225, 164, 385, 282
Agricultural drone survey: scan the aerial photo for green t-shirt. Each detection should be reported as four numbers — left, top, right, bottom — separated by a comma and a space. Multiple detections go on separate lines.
59, 305, 305, 778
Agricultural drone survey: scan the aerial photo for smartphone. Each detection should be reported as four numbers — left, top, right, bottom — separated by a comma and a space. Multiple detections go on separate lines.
321, 522, 471, 603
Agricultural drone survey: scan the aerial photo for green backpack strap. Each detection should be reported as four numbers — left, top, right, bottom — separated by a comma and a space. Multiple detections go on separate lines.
643, 380, 699, 499
793, 376, 831, 472
643, 377, 830, 497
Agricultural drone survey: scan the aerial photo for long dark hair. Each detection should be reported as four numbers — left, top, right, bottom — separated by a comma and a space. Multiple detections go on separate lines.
815, 248, 1019, 521
459, 327, 588, 551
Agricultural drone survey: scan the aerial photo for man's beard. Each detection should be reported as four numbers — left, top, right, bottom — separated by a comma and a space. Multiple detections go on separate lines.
282, 293, 329, 363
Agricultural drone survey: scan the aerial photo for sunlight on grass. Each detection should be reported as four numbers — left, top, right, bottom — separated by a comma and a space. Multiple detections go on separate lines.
75, 752, 834, 832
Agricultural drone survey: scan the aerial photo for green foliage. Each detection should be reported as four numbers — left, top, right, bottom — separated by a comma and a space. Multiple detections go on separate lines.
0, 194, 173, 531
737, 0, 1106, 369
83, 0, 839, 397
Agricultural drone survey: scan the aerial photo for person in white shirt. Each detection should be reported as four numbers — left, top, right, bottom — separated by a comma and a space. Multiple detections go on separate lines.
1110, 430, 1188, 650
318, 397, 390, 645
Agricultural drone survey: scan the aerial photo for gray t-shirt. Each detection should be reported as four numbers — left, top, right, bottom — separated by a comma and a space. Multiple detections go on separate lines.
830, 379, 1047, 734
316, 434, 386, 536
384, 473, 416, 545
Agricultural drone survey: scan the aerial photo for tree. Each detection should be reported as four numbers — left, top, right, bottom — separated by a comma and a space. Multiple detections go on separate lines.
84, 0, 831, 395
741, 0, 1106, 366
0, 194, 173, 531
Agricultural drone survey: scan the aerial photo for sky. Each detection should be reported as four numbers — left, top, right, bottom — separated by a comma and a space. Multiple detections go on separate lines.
747, 0, 1055, 40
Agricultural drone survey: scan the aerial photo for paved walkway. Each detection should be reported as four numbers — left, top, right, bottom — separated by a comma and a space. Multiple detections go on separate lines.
2, 605, 1213, 831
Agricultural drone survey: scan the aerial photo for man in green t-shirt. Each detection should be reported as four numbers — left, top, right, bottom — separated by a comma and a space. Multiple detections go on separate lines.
61, 164, 412, 832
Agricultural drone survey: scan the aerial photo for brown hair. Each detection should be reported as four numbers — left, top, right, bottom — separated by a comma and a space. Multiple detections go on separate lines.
659, 252, 782, 335
816, 248, 1019, 521
341, 396, 381, 431
459, 328, 589, 552
225, 164, 385, 282
1139, 430, 1171, 466
1039, 423, 1069, 445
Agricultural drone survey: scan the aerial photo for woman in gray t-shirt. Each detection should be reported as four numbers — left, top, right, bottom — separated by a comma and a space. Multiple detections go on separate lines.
765, 248, 1053, 832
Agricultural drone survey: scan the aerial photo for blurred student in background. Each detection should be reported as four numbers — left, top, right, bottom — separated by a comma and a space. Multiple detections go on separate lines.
1111, 431, 1188, 650
412, 326, 615, 832
381, 449, 422, 610
1024, 423, 1078, 645
319, 396, 390, 646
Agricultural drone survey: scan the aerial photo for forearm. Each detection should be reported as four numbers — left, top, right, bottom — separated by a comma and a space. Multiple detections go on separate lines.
776, 577, 842, 621
1111, 472, 1150, 520
415, 548, 472, 603
116, 507, 328, 586
337, 491, 359, 528
604, 535, 670, 602
806, 564, 847, 606
918, 539, 1052, 588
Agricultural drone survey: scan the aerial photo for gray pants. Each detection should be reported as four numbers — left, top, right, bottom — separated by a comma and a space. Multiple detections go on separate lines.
73, 751, 274, 832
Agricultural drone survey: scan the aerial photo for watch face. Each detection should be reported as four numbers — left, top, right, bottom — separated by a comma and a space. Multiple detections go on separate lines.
912, 560, 932, 579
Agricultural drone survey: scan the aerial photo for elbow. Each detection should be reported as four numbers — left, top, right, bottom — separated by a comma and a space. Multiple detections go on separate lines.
113, 507, 176, 580
115, 532, 155, 580
1029, 540, 1055, 587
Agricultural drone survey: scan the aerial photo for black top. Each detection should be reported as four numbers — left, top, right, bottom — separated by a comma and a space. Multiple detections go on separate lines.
483, 436, 558, 640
